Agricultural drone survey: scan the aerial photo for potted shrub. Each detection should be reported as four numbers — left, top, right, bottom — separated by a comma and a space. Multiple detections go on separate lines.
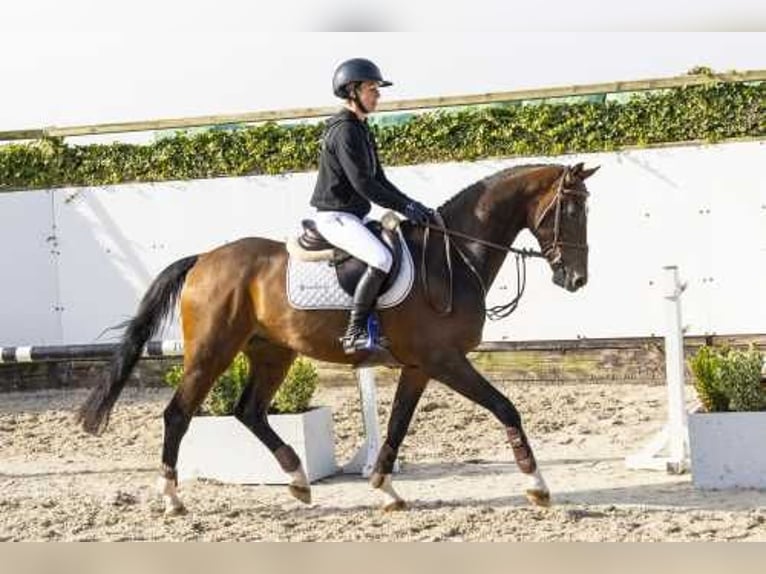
688, 345, 766, 489
165, 355, 338, 484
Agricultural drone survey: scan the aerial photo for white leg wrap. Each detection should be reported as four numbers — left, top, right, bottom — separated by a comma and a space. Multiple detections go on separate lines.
289, 466, 309, 489
375, 474, 404, 507
156, 475, 185, 515
526, 468, 549, 493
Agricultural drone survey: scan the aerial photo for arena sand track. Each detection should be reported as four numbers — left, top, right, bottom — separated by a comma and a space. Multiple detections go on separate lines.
1, 381, 765, 541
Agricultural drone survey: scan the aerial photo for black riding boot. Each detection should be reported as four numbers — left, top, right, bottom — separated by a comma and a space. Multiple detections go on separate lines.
341, 266, 387, 354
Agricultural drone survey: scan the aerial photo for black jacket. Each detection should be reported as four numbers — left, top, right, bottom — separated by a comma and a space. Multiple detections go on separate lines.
310, 109, 415, 218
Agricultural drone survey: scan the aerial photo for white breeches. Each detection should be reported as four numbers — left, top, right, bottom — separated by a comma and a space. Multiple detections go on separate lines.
313, 211, 393, 273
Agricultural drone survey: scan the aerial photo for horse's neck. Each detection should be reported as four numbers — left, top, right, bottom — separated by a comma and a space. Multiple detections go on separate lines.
441, 179, 529, 290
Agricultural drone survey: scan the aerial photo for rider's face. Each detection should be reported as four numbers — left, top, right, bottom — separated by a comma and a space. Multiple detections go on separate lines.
356, 81, 381, 112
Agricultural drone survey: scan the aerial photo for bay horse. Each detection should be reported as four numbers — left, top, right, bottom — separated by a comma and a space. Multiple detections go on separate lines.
77, 162, 598, 515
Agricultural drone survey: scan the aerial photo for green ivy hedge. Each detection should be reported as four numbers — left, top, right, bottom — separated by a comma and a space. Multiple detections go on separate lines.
690, 345, 766, 412
1, 82, 762, 192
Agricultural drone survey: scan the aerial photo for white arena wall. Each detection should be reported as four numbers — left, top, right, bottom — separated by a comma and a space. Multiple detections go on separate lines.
0, 140, 763, 346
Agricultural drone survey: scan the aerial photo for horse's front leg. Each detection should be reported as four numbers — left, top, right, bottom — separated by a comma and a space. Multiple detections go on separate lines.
370, 366, 429, 511
428, 351, 550, 507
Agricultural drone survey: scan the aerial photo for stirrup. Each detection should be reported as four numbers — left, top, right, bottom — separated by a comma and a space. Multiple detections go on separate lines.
340, 333, 389, 355
340, 313, 388, 355
341, 335, 366, 355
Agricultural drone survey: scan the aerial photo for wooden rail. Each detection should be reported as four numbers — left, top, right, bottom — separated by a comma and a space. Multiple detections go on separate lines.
1, 70, 763, 142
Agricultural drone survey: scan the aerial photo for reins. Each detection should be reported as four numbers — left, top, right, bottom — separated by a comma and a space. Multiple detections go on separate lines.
420, 215, 541, 320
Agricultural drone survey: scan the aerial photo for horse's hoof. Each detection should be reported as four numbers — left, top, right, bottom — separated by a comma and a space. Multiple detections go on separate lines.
382, 499, 408, 512
526, 489, 551, 507
289, 484, 312, 504
164, 503, 188, 517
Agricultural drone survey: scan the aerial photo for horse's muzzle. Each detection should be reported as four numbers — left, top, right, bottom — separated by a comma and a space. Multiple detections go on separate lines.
566, 270, 587, 292
552, 266, 587, 292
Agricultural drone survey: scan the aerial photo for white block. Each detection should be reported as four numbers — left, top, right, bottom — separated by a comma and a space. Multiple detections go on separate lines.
177, 407, 338, 484
689, 412, 766, 489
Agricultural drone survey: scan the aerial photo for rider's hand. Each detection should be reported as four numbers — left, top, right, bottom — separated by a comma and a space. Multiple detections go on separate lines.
404, 201, 433, 226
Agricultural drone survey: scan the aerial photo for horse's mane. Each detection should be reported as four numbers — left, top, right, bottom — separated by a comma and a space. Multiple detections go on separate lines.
439, 163, 558, 214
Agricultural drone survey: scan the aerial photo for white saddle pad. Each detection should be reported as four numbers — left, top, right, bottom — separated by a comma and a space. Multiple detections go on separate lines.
286, 233, 415, 310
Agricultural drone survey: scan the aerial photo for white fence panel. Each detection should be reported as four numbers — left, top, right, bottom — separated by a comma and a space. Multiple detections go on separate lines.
0, 190, 61, 345
53, 174, 317, 344
484, 142, 764, 340
0, 140, 763, 345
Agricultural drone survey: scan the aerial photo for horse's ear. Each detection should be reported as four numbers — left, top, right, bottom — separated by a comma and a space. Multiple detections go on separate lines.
565, 163, 584, 184
579, 165, 600, 180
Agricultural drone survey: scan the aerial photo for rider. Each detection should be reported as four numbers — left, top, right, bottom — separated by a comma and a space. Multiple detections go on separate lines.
310, 58, 434, 354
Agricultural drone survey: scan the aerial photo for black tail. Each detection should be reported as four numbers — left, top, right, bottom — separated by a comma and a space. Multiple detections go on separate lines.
77, 255, 199, 435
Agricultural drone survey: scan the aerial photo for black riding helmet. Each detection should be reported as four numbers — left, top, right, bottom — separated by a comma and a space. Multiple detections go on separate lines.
332, 58, 393, 99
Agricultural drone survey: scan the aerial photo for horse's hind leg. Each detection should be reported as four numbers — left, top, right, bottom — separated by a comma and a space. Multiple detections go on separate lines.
158, 312, 251, 515
425, 351, 550, 507
233, 338, 310, 503
370, 366, 429, 511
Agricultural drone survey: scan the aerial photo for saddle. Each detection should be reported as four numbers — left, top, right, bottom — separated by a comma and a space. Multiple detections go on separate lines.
287, 212, 403, 297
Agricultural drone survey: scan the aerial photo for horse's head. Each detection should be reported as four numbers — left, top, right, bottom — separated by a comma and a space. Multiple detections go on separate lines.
528, 163, 599, 292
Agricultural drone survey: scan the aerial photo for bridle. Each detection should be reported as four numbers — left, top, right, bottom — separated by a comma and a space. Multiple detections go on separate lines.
533, 166, 590, 267
420, 166, 589, 320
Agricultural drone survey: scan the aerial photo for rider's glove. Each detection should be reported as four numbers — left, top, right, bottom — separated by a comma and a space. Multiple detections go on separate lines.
404, 201, 433, 226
